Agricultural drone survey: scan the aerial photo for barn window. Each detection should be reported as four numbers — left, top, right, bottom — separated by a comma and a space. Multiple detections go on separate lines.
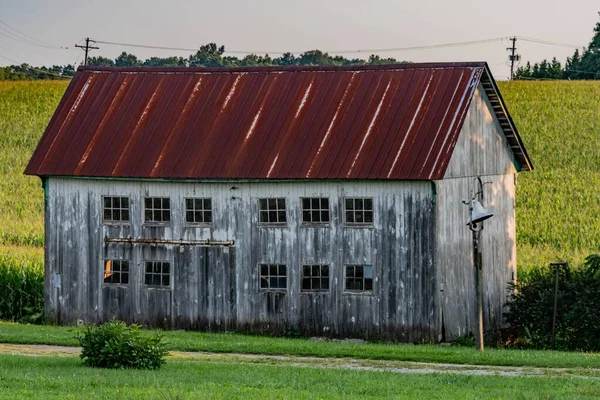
301, 198, 330, 224
144, 197, 171, 223
344, 198, 373, 225
185, 198, 212, 224
259, 198, 287, 224
102, 196, 130, 223
103, 260, 129, 285
259, 264, 287, 291
345, 265, 373, 292
144, 261, 170, 287
301, 264, 330, 292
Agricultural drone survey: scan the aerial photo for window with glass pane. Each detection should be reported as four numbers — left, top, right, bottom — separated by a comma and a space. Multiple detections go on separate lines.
144, 261, 171, 287
259, 198, 287, 224
103, 260, 129, 285
345, 265, 373, 292
259, 264, 287, 290
185, 198, 212, 224
144, 197, 171, 223
301, 198, 330, 224
102, 196, 130, 223
301, 264, 330, 291
345, 198, 373, 225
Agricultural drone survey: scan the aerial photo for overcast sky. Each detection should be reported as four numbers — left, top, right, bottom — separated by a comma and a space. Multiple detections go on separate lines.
0, 0, 597, 80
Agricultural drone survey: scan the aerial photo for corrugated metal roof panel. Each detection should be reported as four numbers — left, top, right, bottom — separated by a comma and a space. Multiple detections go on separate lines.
25, 62, 532, 180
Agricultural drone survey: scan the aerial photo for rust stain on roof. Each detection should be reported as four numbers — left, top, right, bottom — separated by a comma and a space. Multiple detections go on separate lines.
25, 63, 532, 180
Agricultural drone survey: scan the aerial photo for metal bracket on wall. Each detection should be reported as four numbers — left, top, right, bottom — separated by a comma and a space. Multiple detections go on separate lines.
104, 237, 235, 247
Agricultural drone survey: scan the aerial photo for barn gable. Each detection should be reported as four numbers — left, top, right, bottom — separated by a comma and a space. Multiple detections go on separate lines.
25, 63, 531, 181
443, 82, 518, 179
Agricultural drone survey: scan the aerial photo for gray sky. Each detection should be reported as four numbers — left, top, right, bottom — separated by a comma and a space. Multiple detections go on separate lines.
0, 0, 597, 80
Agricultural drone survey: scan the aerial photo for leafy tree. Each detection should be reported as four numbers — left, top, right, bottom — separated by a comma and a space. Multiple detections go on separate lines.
368, 54, 400, 65
115, 52, 139, 67
273, 52, 297, 66
517, 14, 600, 80
188, 43, 226, 67
142, 56, 186, 67
87, 56, 115, 67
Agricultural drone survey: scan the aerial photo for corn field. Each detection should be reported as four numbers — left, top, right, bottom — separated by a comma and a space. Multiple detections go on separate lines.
499, 81, 600, 269
0, 245, 44, 321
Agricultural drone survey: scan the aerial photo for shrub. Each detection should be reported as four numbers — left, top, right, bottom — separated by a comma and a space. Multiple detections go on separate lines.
77, 320, 168, 369
0, 247, 44, 323
505, 254, 600, 351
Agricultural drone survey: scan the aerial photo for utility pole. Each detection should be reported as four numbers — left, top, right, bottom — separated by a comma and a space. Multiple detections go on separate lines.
506, 37, 520, 80
75, 38, 99, 66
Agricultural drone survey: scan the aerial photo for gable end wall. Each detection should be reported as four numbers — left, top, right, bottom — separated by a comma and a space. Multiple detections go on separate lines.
434, 83, 518, 340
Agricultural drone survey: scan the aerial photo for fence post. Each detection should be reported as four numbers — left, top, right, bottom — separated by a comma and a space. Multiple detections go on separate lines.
550, 261, 567, 349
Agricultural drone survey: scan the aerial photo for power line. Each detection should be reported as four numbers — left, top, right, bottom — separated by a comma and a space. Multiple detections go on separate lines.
0, 19, 63, 49
0, 19, 73, 50
95, 37, 507, 55
517, 36, 582, 49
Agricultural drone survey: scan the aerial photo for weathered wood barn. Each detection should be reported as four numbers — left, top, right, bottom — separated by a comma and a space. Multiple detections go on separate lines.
26, 62, 532, 341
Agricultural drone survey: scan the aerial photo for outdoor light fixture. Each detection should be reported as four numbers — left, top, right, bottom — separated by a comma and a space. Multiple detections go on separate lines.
463, 177, 493, 351
466, 200, 494, 228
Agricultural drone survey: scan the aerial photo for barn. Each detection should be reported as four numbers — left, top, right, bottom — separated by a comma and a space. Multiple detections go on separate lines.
25, 62, 532, 342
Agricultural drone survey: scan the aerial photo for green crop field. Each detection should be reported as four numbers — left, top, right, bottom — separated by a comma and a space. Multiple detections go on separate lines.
0, 79, 599, 271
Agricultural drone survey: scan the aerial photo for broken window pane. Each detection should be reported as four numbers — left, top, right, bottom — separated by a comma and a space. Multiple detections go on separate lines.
259, 264, 287, 291
145, 197, 171, 223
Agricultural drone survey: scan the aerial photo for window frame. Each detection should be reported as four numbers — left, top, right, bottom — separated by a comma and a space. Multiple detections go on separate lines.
102, 259, 130, 286
258, 263, 288, 292
183, 197, 213, 226
343, 197, 374, 227
258, 198, 288, 226
300, 264, 331, 293
101, 195, 131, 225
344, 264, 374, 294
143, 197, 172, 225
300, 197, 331, 226
143, 260, 172, 290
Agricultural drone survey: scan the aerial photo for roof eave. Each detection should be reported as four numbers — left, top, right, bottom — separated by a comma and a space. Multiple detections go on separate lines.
479, 64, 533, 171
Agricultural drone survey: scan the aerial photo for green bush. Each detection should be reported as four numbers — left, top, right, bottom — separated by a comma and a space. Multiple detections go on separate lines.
505, 254, 600, 351
77, 320, 168, 369
0, 248, 44, 323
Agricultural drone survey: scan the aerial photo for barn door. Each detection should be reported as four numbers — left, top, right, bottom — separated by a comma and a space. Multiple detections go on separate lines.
137, 244, 173, 328
173, 243, 236, 330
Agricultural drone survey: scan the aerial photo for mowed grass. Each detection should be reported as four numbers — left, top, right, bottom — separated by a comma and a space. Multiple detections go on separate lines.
0, 80, 599, 268
2, 322, 600, 369
2, 354, 600, 400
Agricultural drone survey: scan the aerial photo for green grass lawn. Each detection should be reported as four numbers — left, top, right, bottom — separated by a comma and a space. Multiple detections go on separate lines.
1, 353, 600, 400
2, 322, 600, 370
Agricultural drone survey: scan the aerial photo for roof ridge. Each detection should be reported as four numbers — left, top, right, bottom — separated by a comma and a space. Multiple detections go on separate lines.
78, 62, 488, 75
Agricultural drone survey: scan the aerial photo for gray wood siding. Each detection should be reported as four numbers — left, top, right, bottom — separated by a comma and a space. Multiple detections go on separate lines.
444, 83, 518, 179
434, 174, 516, 340
45, 178, 436, 341
434, 83, 518, 340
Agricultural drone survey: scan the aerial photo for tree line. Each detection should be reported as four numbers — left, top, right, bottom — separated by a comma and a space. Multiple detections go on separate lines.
0, 44, 402, 81
515, 18, 600, 80
4, 15, 600, 81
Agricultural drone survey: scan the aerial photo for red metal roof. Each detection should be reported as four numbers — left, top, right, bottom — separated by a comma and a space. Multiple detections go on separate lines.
25, 62, 531, 180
